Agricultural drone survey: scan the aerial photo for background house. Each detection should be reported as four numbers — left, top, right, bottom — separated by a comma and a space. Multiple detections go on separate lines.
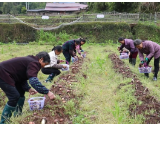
27, 2, 88, 15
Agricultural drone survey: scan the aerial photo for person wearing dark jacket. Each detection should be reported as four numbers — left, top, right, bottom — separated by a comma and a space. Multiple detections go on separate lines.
0, 52, 55, 124
41, 46, 67, 83
118, 37, 138, 66
62, 39, 81, 63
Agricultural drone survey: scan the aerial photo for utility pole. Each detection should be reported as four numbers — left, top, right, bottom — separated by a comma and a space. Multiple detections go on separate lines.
26, 2, 27, 10
28, 2, 29, 10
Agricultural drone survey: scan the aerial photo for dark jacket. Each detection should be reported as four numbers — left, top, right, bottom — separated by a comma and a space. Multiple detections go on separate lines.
0, 55, 41, 87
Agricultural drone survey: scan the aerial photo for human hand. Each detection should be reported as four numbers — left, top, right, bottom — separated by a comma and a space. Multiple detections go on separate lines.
47, 91, 56, 100
63, 65, 67, 68
60, 60, 65, 63
139, 62, 144, 68
29, 88, 38, 95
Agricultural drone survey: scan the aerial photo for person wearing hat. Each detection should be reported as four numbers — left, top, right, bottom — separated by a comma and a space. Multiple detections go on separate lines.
134, 39, 160, 81
118, 37, 138, 66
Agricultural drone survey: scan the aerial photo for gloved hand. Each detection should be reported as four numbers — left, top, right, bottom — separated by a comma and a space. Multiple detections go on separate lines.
145, 57, 149, 62
139, 61, 144, 68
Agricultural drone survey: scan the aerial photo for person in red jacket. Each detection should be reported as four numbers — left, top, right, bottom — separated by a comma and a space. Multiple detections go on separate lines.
0, 52, 55, 124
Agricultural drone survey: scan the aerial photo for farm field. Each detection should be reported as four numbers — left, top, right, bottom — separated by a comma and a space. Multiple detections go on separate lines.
0, 43, 160, 124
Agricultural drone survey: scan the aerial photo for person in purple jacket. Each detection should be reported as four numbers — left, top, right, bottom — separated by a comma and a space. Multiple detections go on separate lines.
118, 37, 138, 66
0, 52, 55, 124
134, 39, 160, 81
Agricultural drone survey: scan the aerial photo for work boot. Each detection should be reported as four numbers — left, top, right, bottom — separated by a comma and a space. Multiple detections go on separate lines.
0, 103, 16, 124
14, 97, 25, 117
44, 73, 55, 83
144, 73, 149, 78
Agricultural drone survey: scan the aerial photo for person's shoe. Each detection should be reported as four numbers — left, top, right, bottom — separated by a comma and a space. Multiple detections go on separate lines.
153, 77, 157, 81
0, 103, 16, 124
144, 73, 149, 78
14, 97, 25, 117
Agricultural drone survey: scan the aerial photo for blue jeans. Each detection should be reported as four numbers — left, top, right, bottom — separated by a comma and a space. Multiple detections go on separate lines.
0, 78, 25, 107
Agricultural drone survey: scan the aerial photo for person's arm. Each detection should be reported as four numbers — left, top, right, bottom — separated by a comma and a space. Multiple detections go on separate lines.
69, 43, 76, 57
52, 64, 64, 69
29, 77, 49, 94
146, 43, 155, 60
27, 62, 49, 94
138, 50, 145, 62
76, 45, 82, 55
119, 44, 124, 51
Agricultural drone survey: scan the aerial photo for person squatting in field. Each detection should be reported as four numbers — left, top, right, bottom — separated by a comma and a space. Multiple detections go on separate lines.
118, 37, 138, 66
0, 52, 55, 124
41, 46, 67, 83
62, 39, 81, 63
134, 39, 160, 81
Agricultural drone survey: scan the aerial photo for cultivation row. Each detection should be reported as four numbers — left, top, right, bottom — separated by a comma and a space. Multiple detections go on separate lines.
21, 57, 87, 124
109, 53, 160, 124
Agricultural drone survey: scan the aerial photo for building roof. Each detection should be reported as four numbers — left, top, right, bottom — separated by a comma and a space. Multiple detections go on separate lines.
45, 2, 88, 11
27, 2, 88, 12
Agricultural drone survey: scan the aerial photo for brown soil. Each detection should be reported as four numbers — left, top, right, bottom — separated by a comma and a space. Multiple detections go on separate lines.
109, 53, 160, 124
21, 56, 87, 124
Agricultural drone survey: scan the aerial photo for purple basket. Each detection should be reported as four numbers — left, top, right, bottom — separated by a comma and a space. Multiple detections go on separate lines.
119, 54, 129, 59
28, 97, 45, 111
82, 53, 86, 58
138, 67, 152, 73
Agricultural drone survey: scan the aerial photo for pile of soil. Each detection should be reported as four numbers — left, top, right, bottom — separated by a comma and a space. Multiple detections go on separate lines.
21, 57, 87, 124
109, 53, 160, 124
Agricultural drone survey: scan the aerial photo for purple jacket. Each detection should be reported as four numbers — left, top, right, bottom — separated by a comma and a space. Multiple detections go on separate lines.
120, 39, 138, 53
138, 41, 160, 61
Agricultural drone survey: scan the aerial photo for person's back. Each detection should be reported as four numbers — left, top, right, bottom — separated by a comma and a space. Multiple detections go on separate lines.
0, 55, 40, 86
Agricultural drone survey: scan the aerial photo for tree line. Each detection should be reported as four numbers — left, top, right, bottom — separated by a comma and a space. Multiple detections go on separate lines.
87, 2, 160, 13
0, 2, 160, 15
0, 2, 46, 14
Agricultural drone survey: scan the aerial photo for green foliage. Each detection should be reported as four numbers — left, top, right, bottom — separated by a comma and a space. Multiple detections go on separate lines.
50, 22, 132, 43
133, 22, 160, 43
1, 2, 46, 14
0, 23, 36, 43
21, 7, 27, 14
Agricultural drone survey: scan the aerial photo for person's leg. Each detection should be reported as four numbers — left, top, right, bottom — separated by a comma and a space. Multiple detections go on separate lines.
0, 79, 20, 124
132, 58, 136, 66
131, 52, 138, 66
129, 58, 132, 64
42, 68, 61, 82
14, 83, 25, 117
153, 57, 160, 80
144, 57, 152, 78
63, 50, 71, 64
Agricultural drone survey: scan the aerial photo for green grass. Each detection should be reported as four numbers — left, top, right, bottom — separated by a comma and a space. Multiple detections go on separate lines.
0, 42, 159, 124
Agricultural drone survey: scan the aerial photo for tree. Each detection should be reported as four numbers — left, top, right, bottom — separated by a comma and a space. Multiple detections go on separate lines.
21, 6, 27, 14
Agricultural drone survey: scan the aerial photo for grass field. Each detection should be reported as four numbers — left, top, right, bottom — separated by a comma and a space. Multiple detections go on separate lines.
0, 42, 160, 124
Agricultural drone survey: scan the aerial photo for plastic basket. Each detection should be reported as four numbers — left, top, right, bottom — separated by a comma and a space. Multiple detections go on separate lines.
72, 57, 78, 62
28, 97, 45, 111
119, 53, 129, 59
138, 67, 152, 73
82, 53, 86, 58
61, 64, 69, 71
